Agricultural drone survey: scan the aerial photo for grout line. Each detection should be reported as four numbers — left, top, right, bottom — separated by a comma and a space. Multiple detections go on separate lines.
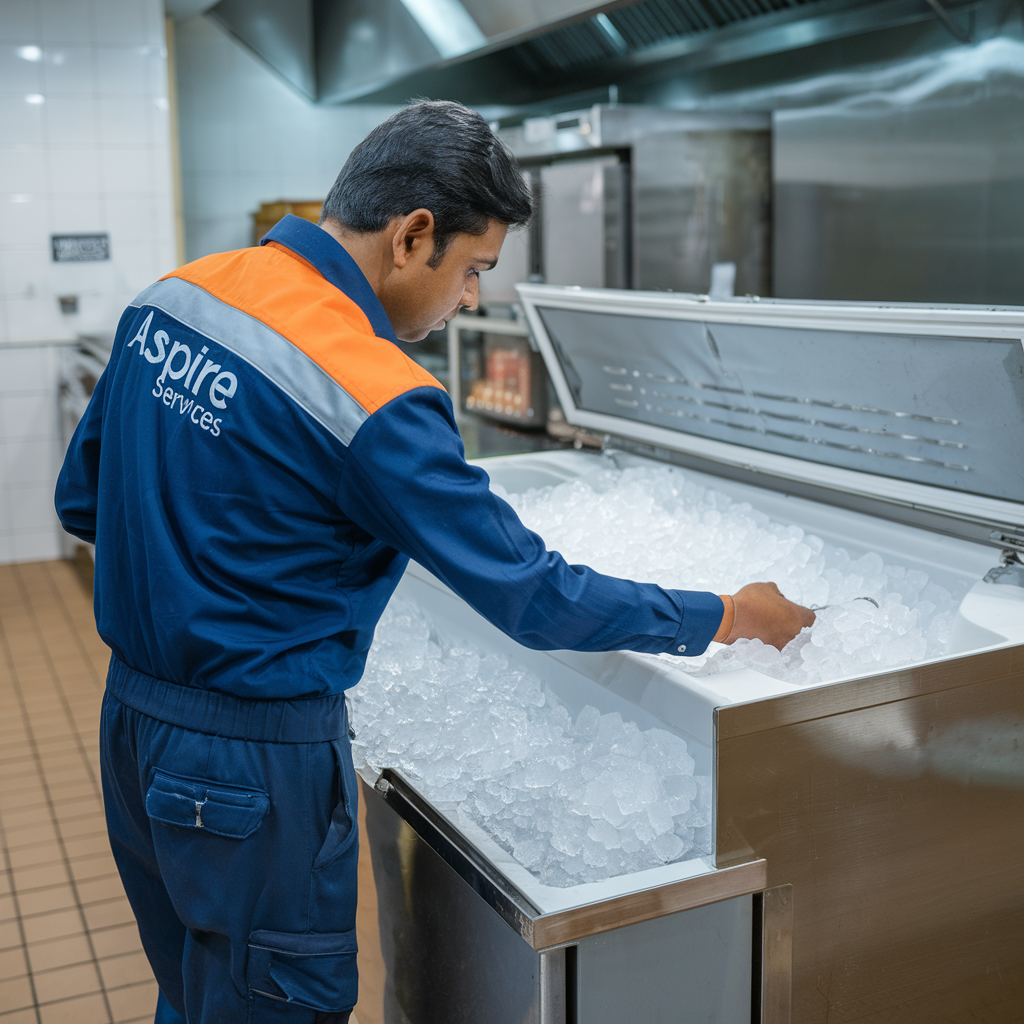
2, 565, 114, 1024
0, 697, 44, 1023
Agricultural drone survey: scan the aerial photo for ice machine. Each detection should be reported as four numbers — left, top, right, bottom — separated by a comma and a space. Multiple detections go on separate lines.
359, 286, 1024, 1024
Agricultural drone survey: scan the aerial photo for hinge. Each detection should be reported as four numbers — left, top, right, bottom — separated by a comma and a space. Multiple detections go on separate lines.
990, 531, 1024, 561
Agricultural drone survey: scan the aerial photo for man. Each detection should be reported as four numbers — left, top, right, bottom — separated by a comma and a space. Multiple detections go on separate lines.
56, 101, 812, 1024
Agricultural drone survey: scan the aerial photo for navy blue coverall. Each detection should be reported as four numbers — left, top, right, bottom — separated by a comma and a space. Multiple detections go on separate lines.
55, 215, 725, 1023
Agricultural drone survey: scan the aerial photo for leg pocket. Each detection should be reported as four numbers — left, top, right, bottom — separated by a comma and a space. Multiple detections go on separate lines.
312, 739, 359, 872
247, 928, 357, 1023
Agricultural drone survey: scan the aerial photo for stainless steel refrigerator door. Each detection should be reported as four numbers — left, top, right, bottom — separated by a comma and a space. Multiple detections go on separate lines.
540, 157, 628, 290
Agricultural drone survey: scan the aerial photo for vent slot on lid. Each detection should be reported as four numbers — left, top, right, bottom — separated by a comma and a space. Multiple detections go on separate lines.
536, 306, 1024, 504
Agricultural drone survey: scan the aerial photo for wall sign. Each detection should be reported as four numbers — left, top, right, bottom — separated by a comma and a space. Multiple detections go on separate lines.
52, 234, 110, 262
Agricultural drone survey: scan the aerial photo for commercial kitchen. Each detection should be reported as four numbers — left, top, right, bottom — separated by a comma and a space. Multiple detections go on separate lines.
1, 1, 1023, 1022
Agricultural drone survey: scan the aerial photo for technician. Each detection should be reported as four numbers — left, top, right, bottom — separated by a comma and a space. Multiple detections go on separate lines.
56, 101, 813, 1024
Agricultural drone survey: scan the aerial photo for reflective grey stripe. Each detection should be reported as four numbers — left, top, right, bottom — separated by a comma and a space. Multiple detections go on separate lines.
130, 277, 370, 445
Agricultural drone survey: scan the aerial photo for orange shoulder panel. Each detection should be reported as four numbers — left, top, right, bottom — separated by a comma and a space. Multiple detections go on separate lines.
164, 242, 443, 416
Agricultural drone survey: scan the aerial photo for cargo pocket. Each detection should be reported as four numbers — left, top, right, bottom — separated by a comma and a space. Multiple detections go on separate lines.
247, 928, 357, 1023
146, 769, 270, 839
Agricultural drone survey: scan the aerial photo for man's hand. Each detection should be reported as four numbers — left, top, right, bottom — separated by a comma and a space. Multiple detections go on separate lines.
724, 582, 815, 650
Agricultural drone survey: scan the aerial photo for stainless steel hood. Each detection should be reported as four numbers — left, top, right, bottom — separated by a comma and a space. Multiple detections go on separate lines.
200, 0, 979, 107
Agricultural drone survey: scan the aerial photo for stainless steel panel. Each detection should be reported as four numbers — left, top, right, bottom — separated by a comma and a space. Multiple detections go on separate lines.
574, 897, 754, 1024
633, 128, 771, 295
773, 40, 1024, 305
207, 0, 316, 99
364, 776, 548, 1024
715, 644, 1024, 1023
479, 225, 531, 307
760, 885, 793, 1024
540, 157, 625, 289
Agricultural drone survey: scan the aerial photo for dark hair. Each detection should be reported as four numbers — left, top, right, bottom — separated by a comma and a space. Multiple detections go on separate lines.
321, 100, 533, 267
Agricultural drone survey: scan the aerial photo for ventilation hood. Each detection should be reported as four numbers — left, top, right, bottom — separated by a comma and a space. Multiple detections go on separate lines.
202, 0, 977, 106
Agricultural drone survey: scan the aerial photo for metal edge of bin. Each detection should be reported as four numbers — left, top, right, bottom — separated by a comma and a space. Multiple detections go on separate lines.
373, 768, 768, 952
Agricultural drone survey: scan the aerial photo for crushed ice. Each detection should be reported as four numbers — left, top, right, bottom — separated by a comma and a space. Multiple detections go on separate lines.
352, 462, 961, 887
499, 463, 959, 685
351, 599, 712, 887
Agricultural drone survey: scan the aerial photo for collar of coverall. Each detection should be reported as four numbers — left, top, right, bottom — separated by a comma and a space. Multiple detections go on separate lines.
261, 214, 399, 346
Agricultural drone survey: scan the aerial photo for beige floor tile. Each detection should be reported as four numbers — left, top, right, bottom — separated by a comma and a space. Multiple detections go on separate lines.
4, 822, 60, 849
58, 817, 110, 842
17, 885, 79, 917
0, 894, 16, 922
83, 899, 136, 932
26, 934, 93, 973
0, 944, 28, 981
0, 973, 35, 1012
98, 950, 154, 990
37, 991, 109, 1024
106, 978, 158, 1023
51, 798, 103, 821
89, 924, 142, 961
0, 1008, 39, 1024
0, 874, 10, 899
69, 855, 118, 885
1, 806, 55, 829
62, 835, 112, 861
0, 919, 23, 950
1, 789, 54, 812
76, 877, 126, 906
12, 863, 71, 893
33, 960, 103, 1004
7, 843, 65, 871
21, 908, 84, 945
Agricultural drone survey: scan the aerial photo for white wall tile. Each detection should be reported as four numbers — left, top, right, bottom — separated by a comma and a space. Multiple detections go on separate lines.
95, 44, 151, 95
11, 525, 62, 562
0, 95, 46, 149
5, 437, 58, 484
47, 146, 102, 194
3, 296, 70, 342
0, 1, 39, 44
104, 192, 158, 243
49, 194, 103, 233
97, 94, 152, 147
44, 93, 99, 148
0, 197, 50, 247
39, 0, 95, 46
0, 344, 52, 392
0, 148, 47, 194
99, 146, 153, 194
1, 391, 55, 442
41, 45, 95, 94
92, 0, 148, 46
0, 44, 44, 92
0, 246, 51, 299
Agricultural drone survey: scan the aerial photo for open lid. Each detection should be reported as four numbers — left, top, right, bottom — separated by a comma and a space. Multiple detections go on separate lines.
516, 284, 1024, 548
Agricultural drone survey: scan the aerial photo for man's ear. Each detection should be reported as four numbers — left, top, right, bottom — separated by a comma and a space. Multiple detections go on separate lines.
390, 209, 435, 268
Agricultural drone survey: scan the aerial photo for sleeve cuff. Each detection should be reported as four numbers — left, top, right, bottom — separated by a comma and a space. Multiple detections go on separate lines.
668, 591, 726, 658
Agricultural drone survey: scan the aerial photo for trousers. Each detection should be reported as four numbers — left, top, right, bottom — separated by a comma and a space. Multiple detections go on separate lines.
99, 656, 360, 1023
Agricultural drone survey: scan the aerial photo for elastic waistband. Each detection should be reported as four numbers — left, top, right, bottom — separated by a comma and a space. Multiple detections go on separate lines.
105, 656, 348, 743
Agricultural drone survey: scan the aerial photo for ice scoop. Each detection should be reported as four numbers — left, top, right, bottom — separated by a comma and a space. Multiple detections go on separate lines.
809, 596, 880, 612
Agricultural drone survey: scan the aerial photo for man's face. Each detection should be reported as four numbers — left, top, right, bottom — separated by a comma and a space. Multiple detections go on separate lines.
380, 218, 508, 342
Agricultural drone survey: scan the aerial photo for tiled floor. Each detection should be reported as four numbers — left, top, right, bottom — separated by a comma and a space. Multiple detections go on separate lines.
0, 560, 383, 1024
0, 559, 155, 1024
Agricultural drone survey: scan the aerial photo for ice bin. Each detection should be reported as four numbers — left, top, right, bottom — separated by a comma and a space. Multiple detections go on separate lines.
360, 288, 1024, 1024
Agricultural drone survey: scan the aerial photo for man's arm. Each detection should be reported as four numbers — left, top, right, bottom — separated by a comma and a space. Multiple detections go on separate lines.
338, 386, 726, 657
55, 369, 108, 545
